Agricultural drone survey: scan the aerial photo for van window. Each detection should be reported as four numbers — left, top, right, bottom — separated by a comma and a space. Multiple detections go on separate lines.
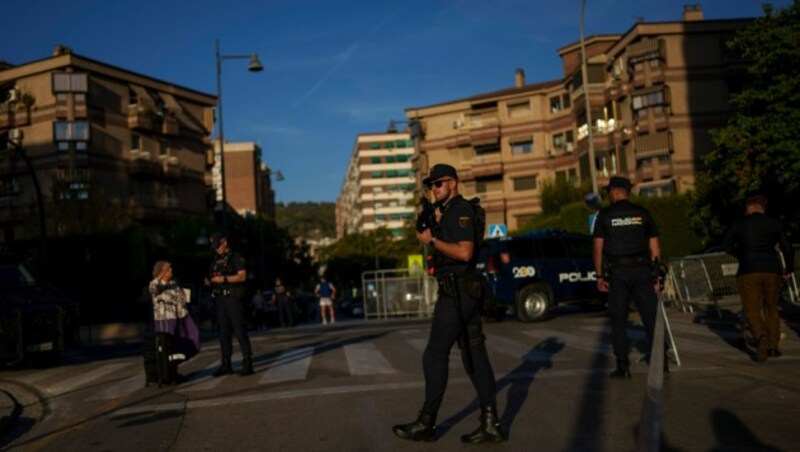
506, 239, 539, 259
538, 238, 568, 259
564, 238, 592, 258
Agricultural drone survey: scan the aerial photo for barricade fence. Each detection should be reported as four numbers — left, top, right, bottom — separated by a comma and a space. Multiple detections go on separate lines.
665, 245, 800, 315
361, 269, 437, 320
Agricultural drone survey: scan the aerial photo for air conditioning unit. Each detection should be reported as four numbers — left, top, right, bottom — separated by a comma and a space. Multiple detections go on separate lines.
452, 119, 464, 129
565, 143, 574, 153
6, 88, 20, 103
547, 149, 556, 158
8, 129, 23, 141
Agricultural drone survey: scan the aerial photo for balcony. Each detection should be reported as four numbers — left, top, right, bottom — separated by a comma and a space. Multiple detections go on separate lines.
634, 131, 672, 159
162, 114, 180, 136
471, 155, 503, 179
129, 154, 160, 177
627, 39, 664, 65
128, 105, 156, 131
0, 107, 31, 128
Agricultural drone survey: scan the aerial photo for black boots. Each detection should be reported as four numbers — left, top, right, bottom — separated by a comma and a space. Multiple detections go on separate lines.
610, 358, 632, 379
393, 411, 436, 442
239, 356, 254, 376
461, 406, 505, 444
212, 358, 233, 377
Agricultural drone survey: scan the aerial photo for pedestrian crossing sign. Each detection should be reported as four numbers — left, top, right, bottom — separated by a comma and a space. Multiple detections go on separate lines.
488, 224, 507, 238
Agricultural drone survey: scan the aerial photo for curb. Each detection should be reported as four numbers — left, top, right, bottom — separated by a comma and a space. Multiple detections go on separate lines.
0, 388, 20, 437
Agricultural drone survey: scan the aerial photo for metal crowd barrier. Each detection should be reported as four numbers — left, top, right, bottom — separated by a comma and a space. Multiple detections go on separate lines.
665, 246, 800, 316
361, 269, 437, 320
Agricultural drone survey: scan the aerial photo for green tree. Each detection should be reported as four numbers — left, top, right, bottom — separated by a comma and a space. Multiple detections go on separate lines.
275, 202, 336, 239
691, 1, 800, 244
539, 177, 591, 215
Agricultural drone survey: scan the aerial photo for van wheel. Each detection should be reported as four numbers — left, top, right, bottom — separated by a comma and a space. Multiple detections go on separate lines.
516, 284, 552, 322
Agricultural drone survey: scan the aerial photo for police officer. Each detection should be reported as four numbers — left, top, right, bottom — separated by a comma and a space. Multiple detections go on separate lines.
722, 194, 794, 361
592, 176, 662, 379
393, 164, 504, 444
205, 233, 254, 376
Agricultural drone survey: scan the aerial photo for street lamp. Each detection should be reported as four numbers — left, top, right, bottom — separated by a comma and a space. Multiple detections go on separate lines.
215, 39, 264, 231
580, 0, 599, 195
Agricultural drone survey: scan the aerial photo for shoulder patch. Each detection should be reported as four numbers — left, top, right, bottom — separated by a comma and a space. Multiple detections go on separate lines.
458, 216, 470, 228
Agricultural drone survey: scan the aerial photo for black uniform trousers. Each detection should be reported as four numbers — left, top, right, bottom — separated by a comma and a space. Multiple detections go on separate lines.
422, 279, 496, 415
607, 265, 658, 362
215, 293, 252, 360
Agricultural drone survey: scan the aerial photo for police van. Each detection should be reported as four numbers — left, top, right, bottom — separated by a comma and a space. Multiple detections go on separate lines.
476, 229, 601, 322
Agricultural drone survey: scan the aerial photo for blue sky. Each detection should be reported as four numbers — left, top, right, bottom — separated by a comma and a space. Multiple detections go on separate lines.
3, 0, 789, 202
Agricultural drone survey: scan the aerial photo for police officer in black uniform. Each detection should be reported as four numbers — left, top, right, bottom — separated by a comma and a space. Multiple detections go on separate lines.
393, 164, 504, 444
592, 176, 663, 379
206, 233, 254, 376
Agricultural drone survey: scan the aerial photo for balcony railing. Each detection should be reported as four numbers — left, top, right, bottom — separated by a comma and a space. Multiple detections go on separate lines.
634, 131, 672, 159
627, 39, 664, 64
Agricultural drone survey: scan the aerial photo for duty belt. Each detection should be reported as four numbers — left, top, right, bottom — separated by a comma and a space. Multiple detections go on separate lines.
437, 275, 459, 298
608, 255, 650, 268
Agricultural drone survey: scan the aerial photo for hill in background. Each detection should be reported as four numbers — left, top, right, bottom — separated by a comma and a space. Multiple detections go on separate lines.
276, 202, 336, 240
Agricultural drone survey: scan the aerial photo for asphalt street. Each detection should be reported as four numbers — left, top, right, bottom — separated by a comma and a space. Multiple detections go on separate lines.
1, 306, 799, 451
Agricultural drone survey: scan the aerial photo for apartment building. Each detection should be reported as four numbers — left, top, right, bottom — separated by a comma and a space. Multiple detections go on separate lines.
337, 132, 415, 238
213, 140, 276, 219
406, 5, 750, 232
0, 45, 217, 241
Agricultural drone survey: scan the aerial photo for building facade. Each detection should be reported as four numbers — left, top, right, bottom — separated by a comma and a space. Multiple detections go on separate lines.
0, 45, 217, 242
337, 132, 415, 238
405, 6, 749, 232
213, 140, 276, 219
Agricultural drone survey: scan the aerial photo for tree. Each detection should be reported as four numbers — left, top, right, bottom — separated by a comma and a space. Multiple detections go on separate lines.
539, 177, 591, 216
691, 1, 800, 244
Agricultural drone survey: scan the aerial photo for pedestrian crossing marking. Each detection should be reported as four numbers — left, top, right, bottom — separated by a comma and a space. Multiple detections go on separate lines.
46, 362, 132, 396
259, 346, 314, 384
344, 343, 396, 375
90, 374, 143, 400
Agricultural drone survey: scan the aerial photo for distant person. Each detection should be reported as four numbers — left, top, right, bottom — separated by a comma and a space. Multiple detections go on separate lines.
251, 288, 267, 331
272, 277, 294, 328
723, 194, 794, 362
205, 233, 254, 376
314, 276, 336, 325
592, 176, 664, 379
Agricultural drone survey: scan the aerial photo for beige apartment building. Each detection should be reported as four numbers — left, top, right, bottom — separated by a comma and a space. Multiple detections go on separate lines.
406, 6, 749, 232
337, 132, 416, 238
213, 140, 276, 219
0, 45, 217, 242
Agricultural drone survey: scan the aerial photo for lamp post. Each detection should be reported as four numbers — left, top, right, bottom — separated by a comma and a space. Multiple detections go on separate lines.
215, 39, 264, 232
580, 0, 599, 195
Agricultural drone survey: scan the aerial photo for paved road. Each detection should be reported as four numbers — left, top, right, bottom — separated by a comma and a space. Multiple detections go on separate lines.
1, 307, 799, 451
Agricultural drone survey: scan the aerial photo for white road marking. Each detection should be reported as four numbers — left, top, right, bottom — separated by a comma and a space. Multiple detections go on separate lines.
46, 362, 132, 396
259, 347, 314, 384
344, 343, 396, 375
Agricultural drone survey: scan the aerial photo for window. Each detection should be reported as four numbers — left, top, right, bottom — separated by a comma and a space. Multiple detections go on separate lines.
562, 93, 571, 109
632, 88, 666, 111
565, 130, 574, 144
53, 73, 88, 93
385, 141, 395, 149
386, 156, 396, 163
386, 170, 398, 177
553, 133, 564, 149
53, 120, 90, 151
538, 238, 568, 259
511, 140, 533, 155
371, 157, 381, 163
513, 175, 537, 191
550, 96, 561, 113
371, 171, 382, 178
131, 133, 141, 152
564, 238, 592, 258
508, 101, 530, 119
507, 239, 539, 259
397, 154, 409, 162
370, 143, 380, 150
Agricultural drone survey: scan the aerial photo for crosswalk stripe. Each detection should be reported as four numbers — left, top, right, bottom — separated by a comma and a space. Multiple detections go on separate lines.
179, 353, 244, 392
344, 343, 396, 375
259, 346, 313, 384
46, 362, 132, 395
486, 334, 571, 362
89, 374, 143, 400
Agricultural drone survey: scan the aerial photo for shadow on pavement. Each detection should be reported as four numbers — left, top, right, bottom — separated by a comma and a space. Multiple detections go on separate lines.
709, 408, 780, 452
436, 337, 564, 439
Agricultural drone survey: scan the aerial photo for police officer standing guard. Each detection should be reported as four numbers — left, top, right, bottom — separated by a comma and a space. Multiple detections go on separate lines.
393, 164, 504, 444
206, 233, 254, 376
592, 176, 663, 379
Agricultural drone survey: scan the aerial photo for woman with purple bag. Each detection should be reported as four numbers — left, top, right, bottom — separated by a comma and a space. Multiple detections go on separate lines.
149, 261, 201, 361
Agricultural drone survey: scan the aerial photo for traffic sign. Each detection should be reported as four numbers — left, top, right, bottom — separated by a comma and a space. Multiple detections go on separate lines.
488, 223, 507, 238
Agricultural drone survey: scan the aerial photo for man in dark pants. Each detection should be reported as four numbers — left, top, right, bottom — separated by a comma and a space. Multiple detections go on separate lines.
205, 233, 254, 376
393, 164, 504, 444
592, 176, 663, 379
723, 194, 794, 362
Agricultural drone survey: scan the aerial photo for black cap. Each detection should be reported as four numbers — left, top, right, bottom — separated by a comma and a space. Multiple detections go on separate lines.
209, 232, 226, 249
423, 164, 458, 187
745, 192, 768, 207
605, 176, 633, 192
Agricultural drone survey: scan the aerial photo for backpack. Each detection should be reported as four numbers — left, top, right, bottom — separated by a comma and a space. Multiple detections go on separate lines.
466, 197, 486, 250
466, 197, 496, 317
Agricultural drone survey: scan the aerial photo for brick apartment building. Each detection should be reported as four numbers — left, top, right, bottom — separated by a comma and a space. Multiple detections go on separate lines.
213, 140, 276, 219
405, 5, 750, 232
0, 45, 217, 242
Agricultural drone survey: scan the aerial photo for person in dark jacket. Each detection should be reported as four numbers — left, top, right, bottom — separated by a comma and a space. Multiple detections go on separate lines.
723, 194, 794, 362
593, 176, 663, 379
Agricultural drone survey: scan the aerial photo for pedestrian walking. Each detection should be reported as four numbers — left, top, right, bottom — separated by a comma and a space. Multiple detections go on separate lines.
314, 276, 336, 325
272, 277, 294, 328
205, 233, 254, 376
723, 194, 794, 361
592, 176, 664, 379
393, 163, 504, 444
251, 288, 267, 331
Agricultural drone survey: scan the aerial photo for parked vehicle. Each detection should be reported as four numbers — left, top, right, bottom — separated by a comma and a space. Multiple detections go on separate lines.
0, 253, 80, 365
476, 229, 601, 322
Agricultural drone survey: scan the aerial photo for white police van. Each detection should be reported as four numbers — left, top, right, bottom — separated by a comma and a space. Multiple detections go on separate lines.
476, 229, 601, 322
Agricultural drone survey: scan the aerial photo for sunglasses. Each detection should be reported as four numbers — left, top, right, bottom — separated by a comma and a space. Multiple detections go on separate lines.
426, 178, 452, 189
